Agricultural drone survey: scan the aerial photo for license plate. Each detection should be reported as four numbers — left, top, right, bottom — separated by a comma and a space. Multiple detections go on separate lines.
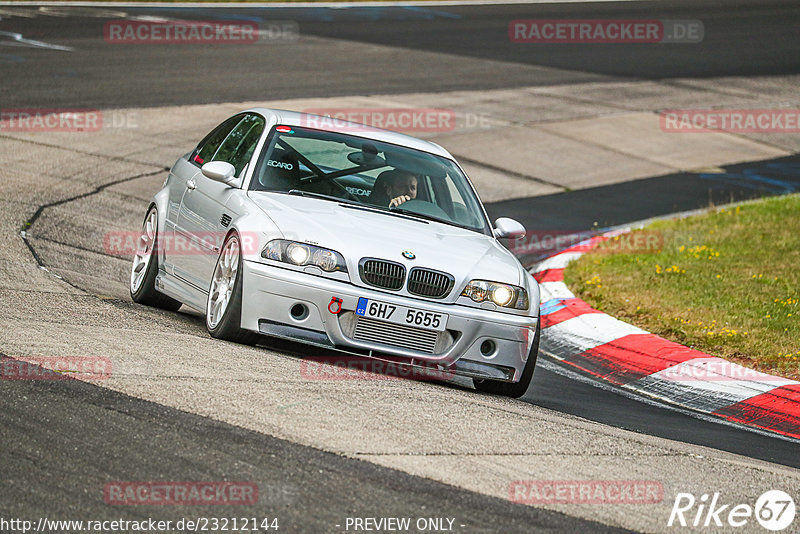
355, 297, 448, 332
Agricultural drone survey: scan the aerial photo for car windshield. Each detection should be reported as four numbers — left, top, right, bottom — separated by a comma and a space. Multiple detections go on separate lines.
250, 125, 491, 234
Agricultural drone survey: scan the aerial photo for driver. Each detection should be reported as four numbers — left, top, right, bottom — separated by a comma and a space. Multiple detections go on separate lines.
383, 170, 418, 208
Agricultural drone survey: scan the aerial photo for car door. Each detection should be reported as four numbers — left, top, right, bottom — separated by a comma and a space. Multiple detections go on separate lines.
161, 156, 204, 276
161, 124, 240, 275
173, 113, 265, 290
168, 115, 242, 285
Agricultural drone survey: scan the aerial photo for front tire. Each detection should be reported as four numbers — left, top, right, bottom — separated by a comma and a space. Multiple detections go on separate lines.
473, 321, 540, 398
130, 207, 182, 311
206, 231, 260, 345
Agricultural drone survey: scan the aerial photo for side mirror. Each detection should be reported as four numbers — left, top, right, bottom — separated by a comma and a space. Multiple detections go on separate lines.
201, 161, 238, 186
494, 217, 526, 239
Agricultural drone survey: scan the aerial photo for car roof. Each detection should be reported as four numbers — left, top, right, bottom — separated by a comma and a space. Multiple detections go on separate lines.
243, 108, 454, 160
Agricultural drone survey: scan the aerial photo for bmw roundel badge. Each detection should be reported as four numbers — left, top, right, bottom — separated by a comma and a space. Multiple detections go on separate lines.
402, 250, 416, 260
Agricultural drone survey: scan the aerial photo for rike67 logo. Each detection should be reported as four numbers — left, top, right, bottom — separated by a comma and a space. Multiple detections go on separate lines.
668, 490, 795, 531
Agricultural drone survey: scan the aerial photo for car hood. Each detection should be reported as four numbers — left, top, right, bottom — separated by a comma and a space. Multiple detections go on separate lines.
247, 192, 523, 299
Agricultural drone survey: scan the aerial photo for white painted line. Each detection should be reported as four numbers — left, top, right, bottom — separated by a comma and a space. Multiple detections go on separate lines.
657, 357, 797, 388
624, 374, 782, 413
0, 30, 73, 51
531, 251, 582, 273
538, 281, 575, 301
537, 356, 800, 444
545, 313, 647, 352
629, 357, 798, 411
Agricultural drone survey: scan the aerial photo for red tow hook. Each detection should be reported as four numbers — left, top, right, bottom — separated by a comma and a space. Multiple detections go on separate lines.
328, 297, 343, 315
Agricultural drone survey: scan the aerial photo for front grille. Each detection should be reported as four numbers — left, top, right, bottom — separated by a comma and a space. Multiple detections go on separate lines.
352, 316, 439, 354
407, 268, 454, 299
359, 258, 405, 291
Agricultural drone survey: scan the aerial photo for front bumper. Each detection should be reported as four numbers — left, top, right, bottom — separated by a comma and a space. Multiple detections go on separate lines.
240, 260, 539, 382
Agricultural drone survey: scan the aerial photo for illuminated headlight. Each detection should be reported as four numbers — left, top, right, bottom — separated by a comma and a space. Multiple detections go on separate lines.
461, 280, 529, 310
287, 243, 311, 265
261, 239, 347, 273
492, 285, 513, 306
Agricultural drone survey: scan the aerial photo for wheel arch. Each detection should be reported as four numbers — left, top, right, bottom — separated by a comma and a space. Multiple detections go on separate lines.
150, 189, 171, 266
226, 210, 282, 265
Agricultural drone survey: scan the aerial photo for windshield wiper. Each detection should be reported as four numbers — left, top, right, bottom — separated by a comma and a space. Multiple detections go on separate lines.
388, 207, 483, 233
286, 189, 360, 206
388, 207, 460, 227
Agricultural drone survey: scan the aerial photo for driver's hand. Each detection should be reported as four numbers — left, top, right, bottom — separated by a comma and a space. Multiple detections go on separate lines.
389, 195, 411, 208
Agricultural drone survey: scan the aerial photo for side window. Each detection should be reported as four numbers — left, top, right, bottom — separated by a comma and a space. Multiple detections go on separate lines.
191, 115, 244, 166
212, 114, 266, 177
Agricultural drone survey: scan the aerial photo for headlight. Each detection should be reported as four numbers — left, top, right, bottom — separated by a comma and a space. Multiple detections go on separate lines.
461, 280, 529, 310
287, 243, 311, 265
261, 239, 347, 273
311, 248, 338, 272
492, 285, 513, 306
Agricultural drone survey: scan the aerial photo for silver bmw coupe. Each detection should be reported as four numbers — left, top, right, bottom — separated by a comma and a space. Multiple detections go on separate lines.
131, 108, 540, 397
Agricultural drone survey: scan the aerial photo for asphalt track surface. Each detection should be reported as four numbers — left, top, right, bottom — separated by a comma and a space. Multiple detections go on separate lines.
1, 360, 628, 533
2, 1, 800, 531
1, 0, 799, 108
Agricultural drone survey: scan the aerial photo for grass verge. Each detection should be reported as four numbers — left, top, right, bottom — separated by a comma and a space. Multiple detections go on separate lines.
564, 194, 800, 380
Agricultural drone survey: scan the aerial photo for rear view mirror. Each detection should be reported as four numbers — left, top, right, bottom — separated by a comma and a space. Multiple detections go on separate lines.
494, 217, 526, 239
201, 161, 237, 186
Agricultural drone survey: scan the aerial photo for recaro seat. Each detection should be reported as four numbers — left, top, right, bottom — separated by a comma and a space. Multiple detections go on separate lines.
258, 148, 303, 191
